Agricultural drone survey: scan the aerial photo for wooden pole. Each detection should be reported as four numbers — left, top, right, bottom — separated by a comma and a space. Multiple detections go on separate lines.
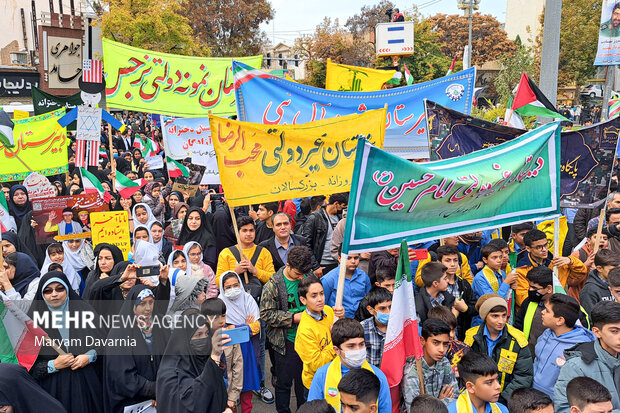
593, 209, 606, 255
4, 147, 33, 172
334, 252, 348, 320
108, 123, 116, 191
416, 358, 425, 395
228, 205, 249, 284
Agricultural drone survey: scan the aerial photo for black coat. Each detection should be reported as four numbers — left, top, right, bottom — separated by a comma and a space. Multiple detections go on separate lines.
414, 287, 455, 325
301, 208, 341, 264
259, 234, 318, 272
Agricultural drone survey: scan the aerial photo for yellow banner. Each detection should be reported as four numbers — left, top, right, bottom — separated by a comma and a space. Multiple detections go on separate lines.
537, 216, 568, 254
91, 211, 131, 259
325, 59, 396, 91
210, 108, 387, 206
0, 109, 68, 182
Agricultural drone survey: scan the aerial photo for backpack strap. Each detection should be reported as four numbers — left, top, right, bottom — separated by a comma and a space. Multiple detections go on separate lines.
251, 246, 264, 267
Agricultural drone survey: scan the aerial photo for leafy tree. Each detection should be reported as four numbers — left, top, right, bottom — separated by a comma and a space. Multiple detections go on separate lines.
494, 45, 535, 106
425, 13, 519, 66
182, 0, 273, 57
99, 0, 206, 55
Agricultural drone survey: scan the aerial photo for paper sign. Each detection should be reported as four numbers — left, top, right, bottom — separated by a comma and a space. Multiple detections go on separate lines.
123, 400, 155, 413
91, 211, 131, 259
144, 155, 164, 170
172, 182, 199, 198
23, 172, 56, 200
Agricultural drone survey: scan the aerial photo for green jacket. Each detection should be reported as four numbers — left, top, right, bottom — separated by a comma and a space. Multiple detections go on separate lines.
464, 324, 533, 404
600, 20, 620, 37
259, 267, 293, 356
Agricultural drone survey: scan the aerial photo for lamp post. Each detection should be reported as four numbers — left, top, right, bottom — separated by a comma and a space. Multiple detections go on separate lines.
457, 0, 480, 69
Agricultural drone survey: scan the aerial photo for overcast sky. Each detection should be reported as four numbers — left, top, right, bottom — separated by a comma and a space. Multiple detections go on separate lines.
261, 0, 507, 45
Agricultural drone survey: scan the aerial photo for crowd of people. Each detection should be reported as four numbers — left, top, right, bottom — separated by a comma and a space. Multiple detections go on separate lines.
2, 111, 620, 413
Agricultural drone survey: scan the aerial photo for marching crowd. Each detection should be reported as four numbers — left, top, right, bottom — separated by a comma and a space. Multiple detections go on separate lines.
2, 113, 620, 413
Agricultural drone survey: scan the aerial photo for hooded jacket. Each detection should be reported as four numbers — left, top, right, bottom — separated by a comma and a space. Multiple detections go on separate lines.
169, 275, 209, 314
580, 270, 615, 316
554, 340, 620, 413
533, 326, 596, 399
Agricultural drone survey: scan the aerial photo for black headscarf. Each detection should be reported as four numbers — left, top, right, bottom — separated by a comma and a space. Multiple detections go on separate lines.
8, 185, 32, 230
52, 180, 67, 197
0, 363, 67, 412
6, 251, 40, 297
155, 310, 227, 413
83, 243, 124, 300
1, 230, 37, 263
177, 207, 215, 248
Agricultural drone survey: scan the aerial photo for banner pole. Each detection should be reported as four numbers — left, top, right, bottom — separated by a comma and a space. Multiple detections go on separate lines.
553, 217, 560, 278
4, 147, 33, 172
108, 123, 116, 191
334, 252, 348, 321
416, 358, 425, 395
593, 209, 606, 255
228, 205, 249, 284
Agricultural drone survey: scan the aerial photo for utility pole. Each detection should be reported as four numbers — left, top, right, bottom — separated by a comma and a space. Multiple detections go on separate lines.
467, 2, 473, 69
538, 0, 562, 123
457, 0, 480, 69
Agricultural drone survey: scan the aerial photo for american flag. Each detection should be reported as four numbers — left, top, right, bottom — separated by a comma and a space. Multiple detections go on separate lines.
82, 59, 102, 83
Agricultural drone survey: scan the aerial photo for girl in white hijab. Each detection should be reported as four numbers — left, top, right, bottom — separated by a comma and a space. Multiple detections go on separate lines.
62, 226, 95, 275
132, 203, 156, 229
182, 241, 218, 299
40, 243, 82, 294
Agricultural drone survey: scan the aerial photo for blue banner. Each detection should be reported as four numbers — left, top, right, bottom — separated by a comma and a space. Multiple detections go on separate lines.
233, 62, 476, 159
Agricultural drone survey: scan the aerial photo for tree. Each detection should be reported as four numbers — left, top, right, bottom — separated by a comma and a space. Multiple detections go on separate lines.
99, 0, 206, 56
425, 13, 519, 66
534, 0, 600, 87
182, 0, 273, 57
494, 45, 535, 106
344, 0, 395, 66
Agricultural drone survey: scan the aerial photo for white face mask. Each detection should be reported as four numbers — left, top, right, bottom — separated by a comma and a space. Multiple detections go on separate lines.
342, 348, 367, 368
224, 287, 242, 301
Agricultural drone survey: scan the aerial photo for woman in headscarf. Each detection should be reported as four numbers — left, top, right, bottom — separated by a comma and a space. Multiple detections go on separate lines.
155, 309, 230, 413
182, 241, 218, 299
164, 202, 188, 245
132, 203, 156, 230
28, 271, 105, 413
109, 192, 121, 211
52, 180, 67, 198
166, 191, 184, 220
143, 182, 165, 224
62, 227, 95, 294
8, 184, 32, 231
0, 363, 67, 413
150, 221, 172, 261
219, 271, 262, 412
0, 251, 40, 300
132, 189, 144, 205
104, 285, 170, 413
83, 243, 124, 301
40, 243, 82, 294
177, 207, 217, 271
1, 229, 37, 262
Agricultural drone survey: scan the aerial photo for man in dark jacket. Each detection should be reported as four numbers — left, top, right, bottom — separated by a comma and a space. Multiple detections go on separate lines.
464, 294, 533, 405
580, 249, 620, 316
574, 192, 620, 241
301, 192, 347, 273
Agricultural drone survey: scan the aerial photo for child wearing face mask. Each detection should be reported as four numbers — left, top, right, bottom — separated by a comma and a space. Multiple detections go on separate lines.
307, 318, 392, 413
360, 286, 392, 367
218, 272, 262, 413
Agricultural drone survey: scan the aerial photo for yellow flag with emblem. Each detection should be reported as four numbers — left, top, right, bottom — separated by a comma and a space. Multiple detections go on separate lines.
325, 59, 396, 91
537, 215, 568, 254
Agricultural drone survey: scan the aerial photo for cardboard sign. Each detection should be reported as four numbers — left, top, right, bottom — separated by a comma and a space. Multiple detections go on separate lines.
172, 182, 199, 198
90, 211, 131, 259
23, 172, 56, 200
31, 193, 109, 243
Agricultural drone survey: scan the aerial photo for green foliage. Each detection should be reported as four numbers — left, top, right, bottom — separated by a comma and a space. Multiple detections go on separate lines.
494, 46, 535, 106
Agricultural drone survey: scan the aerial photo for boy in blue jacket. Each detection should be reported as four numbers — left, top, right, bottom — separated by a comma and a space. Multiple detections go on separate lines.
533, 294, 595, 399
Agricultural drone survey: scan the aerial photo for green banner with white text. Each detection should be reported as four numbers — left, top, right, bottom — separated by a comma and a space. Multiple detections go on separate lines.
342, 122, 562, 253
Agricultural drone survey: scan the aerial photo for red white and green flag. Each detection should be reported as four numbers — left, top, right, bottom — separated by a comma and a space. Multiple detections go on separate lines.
114, 171, 143, 198
380, 240, 423, 413
511, 72, 568, 120
609, 92, 620, 119
0, 293, 47, 370
133, 135, 159, 157
233, 61, 277, 89
166, 156, 189, 178
403, 64, 413, 86
0, 196, 16, 232
446, 56, 457, 76
80, 167, 112, 202
99, 145, 108, 159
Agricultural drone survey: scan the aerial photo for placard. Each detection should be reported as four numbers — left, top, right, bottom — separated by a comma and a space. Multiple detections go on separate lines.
91, 211, 131, 259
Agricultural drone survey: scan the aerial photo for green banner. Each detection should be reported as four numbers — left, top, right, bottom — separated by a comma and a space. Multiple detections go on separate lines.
31, 86, 82, 130
102, 38, 262, 117
342, 122, 562, 253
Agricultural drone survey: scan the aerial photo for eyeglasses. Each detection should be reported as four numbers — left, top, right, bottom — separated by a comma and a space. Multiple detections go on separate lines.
43, 286, 66, 295
531, 243, 549, 251
188, 252, 201, 258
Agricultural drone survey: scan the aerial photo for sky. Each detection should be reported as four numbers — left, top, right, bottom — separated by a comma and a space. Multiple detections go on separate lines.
261, 0, 507, 45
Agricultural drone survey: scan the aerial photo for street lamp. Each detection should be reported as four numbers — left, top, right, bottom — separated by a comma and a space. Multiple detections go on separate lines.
457, 0, 481, 69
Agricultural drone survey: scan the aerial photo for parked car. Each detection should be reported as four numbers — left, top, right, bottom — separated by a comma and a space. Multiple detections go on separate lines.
580, 84, 603, 98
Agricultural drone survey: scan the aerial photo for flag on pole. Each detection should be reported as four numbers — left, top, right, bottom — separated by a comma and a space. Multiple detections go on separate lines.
511, 73, 568, 120
133, 135, 159, 157
0, 110, 15, 148
380, 240, 423, 411
0, 293, 47, 370
403, 64, 413, 86
385, 71, 402, 86
166, 156, 189, 178
80, 167, 112, 202
609, 92, 620, 119
99, 145, 108, 159
446, 56, 457, 76
114, 171, 143, 198
0, 196, 16, 232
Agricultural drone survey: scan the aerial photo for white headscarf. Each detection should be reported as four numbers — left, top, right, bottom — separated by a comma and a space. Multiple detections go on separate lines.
132, 203, 156, 229
40, 245, 81, 293
219, 271, 260, 325
133, 239, 160, 285
149, 220, 164, 252
165, 250, 188, 313
167, 249, 191, 277
61, 226, 86, 271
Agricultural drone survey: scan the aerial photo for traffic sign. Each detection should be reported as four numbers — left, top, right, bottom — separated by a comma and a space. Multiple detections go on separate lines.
375, 21, 414, 57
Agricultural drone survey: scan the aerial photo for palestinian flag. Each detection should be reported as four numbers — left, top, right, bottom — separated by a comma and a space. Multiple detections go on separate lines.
386, 71, 402, 86
0, 110, 15, 149
0, 196, 16, 232
0, 293, 47, 370
114, 171, 142, 198
446, 56, 457, 76
80, 167, 112, 202
166, 156, 189, 178
133, 135, 159, 157
403, 63, 413, 86
512, 72, 568, 120
233, 62, 276, 89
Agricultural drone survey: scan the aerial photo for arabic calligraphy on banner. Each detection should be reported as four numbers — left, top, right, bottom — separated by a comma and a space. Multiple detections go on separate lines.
210, 108, 387, 206
23, 172, 57, 199
161, 116, 220, 183
102, 38, 263, 116
91, 211, 131, 259
0, 71, 40, 97
46, 35, 82, 89
0, 109, 68, 182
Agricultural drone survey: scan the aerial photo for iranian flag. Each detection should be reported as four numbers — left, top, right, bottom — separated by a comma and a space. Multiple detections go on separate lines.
0, 196, 16, 232
512, 72, 568, 120
166, 156, 189, 178
445, 56, 457, 76
133, 135, 159, 157
99, 145, 108, 159
114, 171, 143, 198
403, 63, 413, 86
80, 167, 112, 202
233, 61, 276, 89
380, 240, 423, 413
0, 293, 47, 370
609, 92, 620, 119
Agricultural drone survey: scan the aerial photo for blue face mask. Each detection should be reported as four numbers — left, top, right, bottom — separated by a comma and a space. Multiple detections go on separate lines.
127, 251, 134, 263
375, 311, 389, 325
